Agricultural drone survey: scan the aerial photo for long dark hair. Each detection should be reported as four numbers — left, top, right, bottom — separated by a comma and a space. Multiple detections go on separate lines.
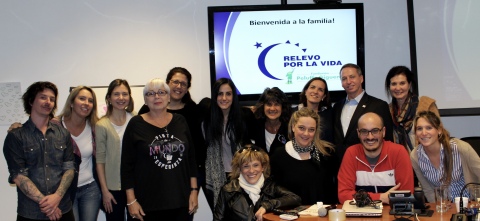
204, 78, 245, 151
299, 77, 331, 109
166, 67, 194, 104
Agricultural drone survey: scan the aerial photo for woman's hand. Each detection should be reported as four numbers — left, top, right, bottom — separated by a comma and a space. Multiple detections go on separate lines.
7, 122, 22, 132
128, 201, 145, 221
102, 191, 117, 213
189, 190, 199, 214
255, 207, 267, 221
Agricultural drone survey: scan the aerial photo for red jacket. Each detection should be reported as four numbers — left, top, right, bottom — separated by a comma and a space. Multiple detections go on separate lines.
337, 141, 414, 203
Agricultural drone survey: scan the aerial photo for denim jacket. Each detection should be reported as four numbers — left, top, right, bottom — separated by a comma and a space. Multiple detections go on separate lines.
3, 118, 75, 220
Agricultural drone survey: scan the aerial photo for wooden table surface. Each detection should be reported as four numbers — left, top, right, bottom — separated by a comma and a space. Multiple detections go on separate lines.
263, 203, 456, 221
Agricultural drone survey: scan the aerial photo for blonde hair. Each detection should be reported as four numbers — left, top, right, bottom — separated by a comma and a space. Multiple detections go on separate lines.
288, 107, 334, 156
58, 86, 99, 126
414, 110, 452, 185
229, 144, 270, 181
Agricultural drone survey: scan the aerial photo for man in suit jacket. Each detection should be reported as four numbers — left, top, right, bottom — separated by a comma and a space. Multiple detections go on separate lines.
333, 63, 393, 162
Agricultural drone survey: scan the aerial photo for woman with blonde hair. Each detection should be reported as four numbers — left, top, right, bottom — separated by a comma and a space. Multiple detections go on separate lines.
270, 107, 339, 204
411, 111, 480, 202
214, 145, 301, 221
57, 86, 101, 221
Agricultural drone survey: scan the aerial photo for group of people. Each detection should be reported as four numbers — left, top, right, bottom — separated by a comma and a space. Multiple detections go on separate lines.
3, 63, 480, 221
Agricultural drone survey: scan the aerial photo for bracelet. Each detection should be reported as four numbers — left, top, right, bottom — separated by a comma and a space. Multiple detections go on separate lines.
191, 187, 199, 191
127, 199, 137, 206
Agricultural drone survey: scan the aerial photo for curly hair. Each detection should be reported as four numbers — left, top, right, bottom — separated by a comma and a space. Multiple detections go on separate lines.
253, 87, 292, 123
22, 81, 58, 119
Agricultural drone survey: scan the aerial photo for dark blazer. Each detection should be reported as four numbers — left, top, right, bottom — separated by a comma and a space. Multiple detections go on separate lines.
249, 119, 289, 156
332, 93, 393, 161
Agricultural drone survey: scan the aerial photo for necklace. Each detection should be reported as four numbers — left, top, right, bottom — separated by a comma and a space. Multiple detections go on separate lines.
265, 120, 281, 133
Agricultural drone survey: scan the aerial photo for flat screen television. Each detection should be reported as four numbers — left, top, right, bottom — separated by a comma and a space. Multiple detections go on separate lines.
208, 3, 365, 105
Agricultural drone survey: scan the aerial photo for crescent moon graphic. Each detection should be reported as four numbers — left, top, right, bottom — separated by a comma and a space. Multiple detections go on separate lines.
258, 43, 282, 80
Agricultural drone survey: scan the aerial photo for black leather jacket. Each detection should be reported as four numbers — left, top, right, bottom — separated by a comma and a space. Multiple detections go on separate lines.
213, 178, 301, 221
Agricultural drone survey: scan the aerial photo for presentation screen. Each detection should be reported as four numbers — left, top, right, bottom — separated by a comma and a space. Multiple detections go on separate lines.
208, 3, 364, 104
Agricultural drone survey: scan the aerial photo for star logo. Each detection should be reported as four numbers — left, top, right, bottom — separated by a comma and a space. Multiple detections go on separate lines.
254, 42, 262, 48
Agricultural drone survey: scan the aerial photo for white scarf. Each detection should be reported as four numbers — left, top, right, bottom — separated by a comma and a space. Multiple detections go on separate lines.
239, 173, 265, 205
285, 141, 311, 160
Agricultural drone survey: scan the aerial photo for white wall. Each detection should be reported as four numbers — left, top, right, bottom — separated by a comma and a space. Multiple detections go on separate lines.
0, 1, 478, 220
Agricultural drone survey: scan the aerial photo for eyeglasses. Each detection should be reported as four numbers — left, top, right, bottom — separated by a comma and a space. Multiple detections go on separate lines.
145, 90, 168, 97
358, 128, 383, 136
238, 145, 260, 153
170, 80, 188, 88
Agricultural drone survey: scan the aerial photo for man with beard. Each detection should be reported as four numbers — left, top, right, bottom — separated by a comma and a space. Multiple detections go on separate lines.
337, 112, 413, 204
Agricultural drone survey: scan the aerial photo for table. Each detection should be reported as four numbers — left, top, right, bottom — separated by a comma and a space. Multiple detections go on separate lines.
263, 203, 456, 221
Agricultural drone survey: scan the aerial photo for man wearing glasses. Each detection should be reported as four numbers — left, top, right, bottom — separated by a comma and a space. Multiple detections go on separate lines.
337, 112, 414, 204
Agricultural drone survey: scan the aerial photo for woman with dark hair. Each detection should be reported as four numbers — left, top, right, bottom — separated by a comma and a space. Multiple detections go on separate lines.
270, 108, 338, 205
214, 145, 301, 221
203, 78, 253, 209
297, 77, 334, 143
121, 78, 198, 221
411, 111, 480, 202
95, 79, 135, 221
57, 86, 101, 221
385, 66, 440, 152
251, 87, 292, 155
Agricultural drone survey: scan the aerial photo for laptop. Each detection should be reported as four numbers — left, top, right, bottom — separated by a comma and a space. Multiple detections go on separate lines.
342, 200, 383, 217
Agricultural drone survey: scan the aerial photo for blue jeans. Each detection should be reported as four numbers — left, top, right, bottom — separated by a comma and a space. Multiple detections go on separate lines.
73, 181, 101, 221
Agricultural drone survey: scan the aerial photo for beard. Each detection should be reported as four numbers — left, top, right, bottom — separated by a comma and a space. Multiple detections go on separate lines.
362, 138, 382, 153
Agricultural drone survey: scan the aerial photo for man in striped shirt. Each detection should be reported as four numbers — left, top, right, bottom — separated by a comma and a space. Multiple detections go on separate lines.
337, 112, 414, 204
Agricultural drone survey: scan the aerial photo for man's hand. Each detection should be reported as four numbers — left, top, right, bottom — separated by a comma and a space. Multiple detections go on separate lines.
46, 207, 62, 221
39, 193, 62, 215
380, 183, 401, 204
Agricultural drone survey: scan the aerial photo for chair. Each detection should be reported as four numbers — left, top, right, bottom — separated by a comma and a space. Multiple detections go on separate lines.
460, 137, 480, 157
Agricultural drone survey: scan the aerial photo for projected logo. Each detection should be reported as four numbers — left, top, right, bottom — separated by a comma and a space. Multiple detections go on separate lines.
255, 40, 341, 83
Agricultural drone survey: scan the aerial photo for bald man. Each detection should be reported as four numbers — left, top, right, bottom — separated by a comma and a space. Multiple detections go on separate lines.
337, 112, 414, 204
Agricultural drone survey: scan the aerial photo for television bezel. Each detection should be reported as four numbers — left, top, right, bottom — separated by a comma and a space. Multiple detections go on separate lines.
207, 3, 365, 106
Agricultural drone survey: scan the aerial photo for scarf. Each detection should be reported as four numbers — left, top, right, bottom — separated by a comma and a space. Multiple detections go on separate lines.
290, 139, 322, 163
239, 173, 265, 205
205, 133, 240, 207
390, 94, 418, 151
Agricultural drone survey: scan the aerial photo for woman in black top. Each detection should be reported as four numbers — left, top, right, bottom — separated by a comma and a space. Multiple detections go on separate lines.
251, 87, 292, 155
214, 145, 301, 221
138, 67, 207, 215
297, 77, 334, 143
121, 78, 198, 221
